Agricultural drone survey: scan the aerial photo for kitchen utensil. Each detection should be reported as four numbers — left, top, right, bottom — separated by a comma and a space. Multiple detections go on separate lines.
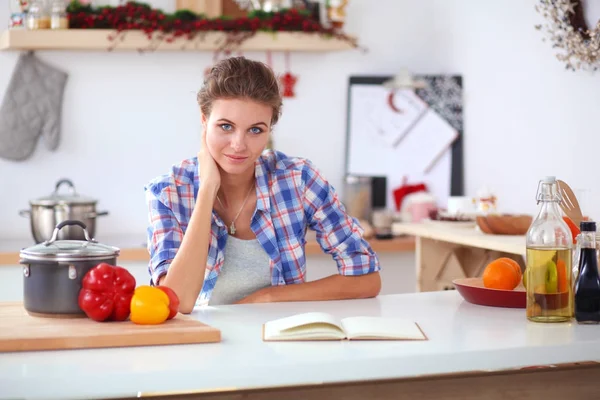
453, 277, 526, 308
19, 220, 120, 318
19, 178, 109, 243
343, 175, 387, 222
476, 214, 533, 235
0, 302, 221, 353
557, 179, 584, 227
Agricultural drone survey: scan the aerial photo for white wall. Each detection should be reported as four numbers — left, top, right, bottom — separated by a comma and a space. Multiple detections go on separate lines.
1, 1, 599, 241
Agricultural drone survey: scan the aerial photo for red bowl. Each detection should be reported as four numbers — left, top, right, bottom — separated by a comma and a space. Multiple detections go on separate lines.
453, 277, 526, 308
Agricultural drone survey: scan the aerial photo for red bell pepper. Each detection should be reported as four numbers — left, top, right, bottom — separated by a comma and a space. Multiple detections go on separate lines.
157, 286, 180, 320
78, 263, 137, 322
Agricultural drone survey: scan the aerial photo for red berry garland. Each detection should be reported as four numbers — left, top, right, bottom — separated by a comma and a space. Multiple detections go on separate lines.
66, 1, 358, 51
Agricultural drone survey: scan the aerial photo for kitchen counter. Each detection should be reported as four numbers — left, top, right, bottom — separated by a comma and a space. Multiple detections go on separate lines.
392, 222, 526, 291
0, 234, 416, 266
392, 222, 525, 255
2, 291, 600, 400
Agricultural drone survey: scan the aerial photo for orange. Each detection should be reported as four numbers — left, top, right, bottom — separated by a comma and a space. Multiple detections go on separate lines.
482, 258, 522, 290
563, 216, 580, 244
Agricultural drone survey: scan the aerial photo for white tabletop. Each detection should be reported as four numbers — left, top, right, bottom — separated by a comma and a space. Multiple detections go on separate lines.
2, 291, 599, 400
392, 222, 526, 255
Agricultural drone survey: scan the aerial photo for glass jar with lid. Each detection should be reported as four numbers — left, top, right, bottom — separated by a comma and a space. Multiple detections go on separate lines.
50, 0, 68, 29
26, 0, 50, 29
9, 0, 29, 29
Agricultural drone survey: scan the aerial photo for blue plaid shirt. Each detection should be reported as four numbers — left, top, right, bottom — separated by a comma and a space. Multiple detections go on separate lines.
145, 150, 380, 305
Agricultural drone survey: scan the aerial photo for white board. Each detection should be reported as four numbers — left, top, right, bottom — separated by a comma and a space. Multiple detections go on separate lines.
345, 78, 462, 211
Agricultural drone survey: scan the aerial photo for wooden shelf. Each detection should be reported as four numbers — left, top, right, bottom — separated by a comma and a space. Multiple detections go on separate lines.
0, 29, 356, 52
0, 236, 414, 266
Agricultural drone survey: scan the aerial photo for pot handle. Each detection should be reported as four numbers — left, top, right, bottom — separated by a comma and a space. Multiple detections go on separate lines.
44, 220, 96, 246
19, 210, 31, 218
85, 211, 109, 218
54, 179, 76, 196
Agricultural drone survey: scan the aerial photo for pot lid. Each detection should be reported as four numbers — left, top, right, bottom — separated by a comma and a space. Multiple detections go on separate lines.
20, 239, 120, 262
30, 179, 97, 206
20, 220, 120, 262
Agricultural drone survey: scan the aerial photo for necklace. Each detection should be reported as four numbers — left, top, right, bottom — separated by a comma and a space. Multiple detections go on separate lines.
216, 184, 254, 235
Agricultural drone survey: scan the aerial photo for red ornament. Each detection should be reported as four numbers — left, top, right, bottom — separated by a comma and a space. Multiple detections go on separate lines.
279, 52, 298, 98
280, 72, 298, 98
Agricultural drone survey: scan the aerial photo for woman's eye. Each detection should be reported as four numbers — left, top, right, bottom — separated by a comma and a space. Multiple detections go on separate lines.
249, 127, 263, 134
220, 124, 233, 131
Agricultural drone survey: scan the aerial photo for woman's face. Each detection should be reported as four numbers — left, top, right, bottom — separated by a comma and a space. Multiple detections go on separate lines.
202, 98, 272, 176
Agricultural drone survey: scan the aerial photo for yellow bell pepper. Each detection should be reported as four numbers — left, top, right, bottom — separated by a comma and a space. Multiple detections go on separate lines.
130, 285, 170, 325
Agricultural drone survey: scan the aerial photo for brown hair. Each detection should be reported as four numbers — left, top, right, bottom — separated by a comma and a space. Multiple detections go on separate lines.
197, 56, 283, 126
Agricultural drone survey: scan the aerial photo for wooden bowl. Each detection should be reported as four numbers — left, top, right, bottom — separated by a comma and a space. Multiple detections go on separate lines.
476, 214, 533, 235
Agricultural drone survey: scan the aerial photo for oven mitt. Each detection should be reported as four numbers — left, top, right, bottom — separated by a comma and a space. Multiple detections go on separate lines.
0, 52, 68, 161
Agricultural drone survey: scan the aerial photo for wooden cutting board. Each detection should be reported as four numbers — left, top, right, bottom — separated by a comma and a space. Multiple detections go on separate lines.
0, 302, 221, 353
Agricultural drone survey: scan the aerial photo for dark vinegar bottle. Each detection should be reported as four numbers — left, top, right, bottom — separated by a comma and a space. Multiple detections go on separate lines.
574, 221, 600, 324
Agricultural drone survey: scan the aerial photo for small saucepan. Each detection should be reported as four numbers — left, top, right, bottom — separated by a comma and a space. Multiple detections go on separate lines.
19, 220, 120, 318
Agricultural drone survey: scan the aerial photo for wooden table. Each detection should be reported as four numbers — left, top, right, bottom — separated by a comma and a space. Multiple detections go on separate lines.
1, 291, 599, 400
392, 222, 526, 292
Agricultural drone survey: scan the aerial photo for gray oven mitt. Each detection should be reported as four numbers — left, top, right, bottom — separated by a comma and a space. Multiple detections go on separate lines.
0, 52, 68, 161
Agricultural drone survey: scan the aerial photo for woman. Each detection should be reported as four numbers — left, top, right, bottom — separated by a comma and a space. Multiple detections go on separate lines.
145, 56, 381, 313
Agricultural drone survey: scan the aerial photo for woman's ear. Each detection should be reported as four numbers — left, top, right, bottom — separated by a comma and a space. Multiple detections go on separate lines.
201, 113, 208, 128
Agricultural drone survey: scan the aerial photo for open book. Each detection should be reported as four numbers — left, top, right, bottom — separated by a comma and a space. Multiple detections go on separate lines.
262, 312, 427, 341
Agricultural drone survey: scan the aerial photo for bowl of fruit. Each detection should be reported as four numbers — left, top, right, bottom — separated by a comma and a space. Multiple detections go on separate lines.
453, 258, 526, 308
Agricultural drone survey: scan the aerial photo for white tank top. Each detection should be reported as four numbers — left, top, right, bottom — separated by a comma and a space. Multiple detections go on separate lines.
208, 235, 272, 305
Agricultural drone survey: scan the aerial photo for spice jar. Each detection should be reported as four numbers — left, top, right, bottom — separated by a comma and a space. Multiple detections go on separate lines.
50, 0, 68, 29
9, 0, 29, 29
26, 0, 50, 29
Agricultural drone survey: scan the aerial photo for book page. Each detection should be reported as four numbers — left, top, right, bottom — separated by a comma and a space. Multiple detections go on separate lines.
263, 312, 346, 341
340, 316, 426, 340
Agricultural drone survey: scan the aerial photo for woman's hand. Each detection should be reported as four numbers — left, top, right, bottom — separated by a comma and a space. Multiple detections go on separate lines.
198, 129, 220, 192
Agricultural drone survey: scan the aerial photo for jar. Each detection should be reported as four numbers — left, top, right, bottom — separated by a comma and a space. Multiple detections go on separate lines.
343, 175, 372, 221
50, 0, 68, 29
26, 0, 50, 30
9, 0, 29, 29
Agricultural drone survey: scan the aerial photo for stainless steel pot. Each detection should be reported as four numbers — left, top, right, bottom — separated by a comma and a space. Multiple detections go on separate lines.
19, 179, 109, 243
19, 220, 120, 318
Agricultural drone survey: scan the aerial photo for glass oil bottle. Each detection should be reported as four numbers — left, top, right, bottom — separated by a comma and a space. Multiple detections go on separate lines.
525, 176, 573, 322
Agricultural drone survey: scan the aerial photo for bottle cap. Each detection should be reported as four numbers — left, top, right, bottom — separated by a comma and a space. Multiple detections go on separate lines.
541, 176, 556, 183
580, 221, 596, 232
